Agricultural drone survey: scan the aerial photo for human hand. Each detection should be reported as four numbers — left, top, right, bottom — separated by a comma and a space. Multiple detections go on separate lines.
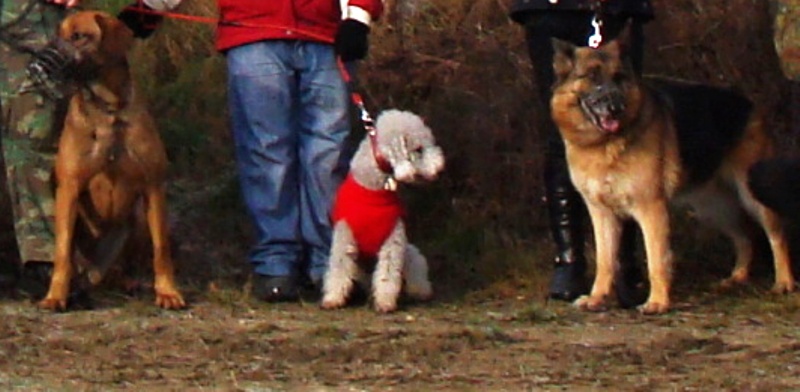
117, 2, 164, 39
47, 0, 80, 7
334, 19, 370, 62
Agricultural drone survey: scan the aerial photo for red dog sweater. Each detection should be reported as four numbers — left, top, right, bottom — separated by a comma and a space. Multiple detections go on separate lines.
331, 174, 404, 259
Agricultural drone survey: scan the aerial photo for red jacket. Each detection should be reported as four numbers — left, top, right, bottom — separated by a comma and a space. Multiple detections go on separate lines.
216, 0, 385, 52
331, 174, 404, 260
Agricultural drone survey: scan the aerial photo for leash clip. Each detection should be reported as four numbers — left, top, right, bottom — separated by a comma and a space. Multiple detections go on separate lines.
588, 15, 603, 48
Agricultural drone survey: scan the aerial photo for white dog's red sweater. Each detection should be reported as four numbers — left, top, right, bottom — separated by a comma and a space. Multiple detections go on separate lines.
331, 174, 404, 259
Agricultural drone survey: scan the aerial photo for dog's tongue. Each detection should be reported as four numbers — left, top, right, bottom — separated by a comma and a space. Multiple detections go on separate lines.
600, 117, 620, 133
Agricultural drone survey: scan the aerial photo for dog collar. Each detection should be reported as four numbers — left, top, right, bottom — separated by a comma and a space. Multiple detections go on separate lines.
351, 93, 396, 190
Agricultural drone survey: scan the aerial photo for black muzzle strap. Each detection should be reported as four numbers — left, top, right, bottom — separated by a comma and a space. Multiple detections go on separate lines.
18, 37, 80, 100
582, 84, 626, 115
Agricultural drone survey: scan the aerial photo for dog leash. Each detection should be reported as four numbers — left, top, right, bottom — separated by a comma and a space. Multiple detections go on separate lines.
336, 58, 396, 187
126, 0, 336, 43
128, 1, 397, 187
587, 0, 607, 48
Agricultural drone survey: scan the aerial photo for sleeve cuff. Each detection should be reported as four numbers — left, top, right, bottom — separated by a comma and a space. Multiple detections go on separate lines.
344, 5, 372, 25
143, 0, 182, 11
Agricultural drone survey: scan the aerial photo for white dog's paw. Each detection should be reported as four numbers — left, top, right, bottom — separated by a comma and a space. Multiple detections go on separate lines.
373, 297, 399, 313
320, 294, 347, 310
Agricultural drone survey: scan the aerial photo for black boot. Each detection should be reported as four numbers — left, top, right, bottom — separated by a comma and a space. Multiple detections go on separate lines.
544, 157, 589, 302
615, 221, 647, 308
16, 261, 93, 309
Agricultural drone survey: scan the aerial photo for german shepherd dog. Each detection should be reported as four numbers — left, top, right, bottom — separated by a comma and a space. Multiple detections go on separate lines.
550, 32, 794, 314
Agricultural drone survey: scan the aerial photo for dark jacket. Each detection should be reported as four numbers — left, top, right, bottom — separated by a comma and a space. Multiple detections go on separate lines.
510, 0, 654, 24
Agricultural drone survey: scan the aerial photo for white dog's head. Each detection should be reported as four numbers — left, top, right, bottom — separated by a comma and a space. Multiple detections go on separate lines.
374, 110, 445, 183
348, 109, 445, 191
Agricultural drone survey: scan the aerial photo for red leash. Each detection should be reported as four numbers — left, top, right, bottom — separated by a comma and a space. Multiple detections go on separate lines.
128, 1, 335, 44
127, 1, 394, 176
337, 58, 393, 175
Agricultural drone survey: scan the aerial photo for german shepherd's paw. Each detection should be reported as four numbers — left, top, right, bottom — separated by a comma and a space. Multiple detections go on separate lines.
573, 295, 609, 312
638, 300, 669, 315
770, 280, 795, 295
718, 273, 749, 290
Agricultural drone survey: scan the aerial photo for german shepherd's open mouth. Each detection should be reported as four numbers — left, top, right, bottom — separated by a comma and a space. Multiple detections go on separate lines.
578, 83, 626, 134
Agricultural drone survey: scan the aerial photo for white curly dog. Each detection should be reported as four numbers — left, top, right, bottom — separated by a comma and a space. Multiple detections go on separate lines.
321, 109, 445, 312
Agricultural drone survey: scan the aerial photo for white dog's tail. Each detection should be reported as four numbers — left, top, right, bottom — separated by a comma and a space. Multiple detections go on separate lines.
403, 244, 433, 301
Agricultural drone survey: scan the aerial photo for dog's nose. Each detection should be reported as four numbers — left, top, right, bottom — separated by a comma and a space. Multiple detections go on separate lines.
586, 84, 626, 115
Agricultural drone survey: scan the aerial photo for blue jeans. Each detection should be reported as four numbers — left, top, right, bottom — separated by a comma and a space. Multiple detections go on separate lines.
226, 40, 351, 283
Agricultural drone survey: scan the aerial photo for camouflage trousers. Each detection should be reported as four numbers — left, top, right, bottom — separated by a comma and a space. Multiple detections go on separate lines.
0, 0, 65, 263
773, 0, 800, 81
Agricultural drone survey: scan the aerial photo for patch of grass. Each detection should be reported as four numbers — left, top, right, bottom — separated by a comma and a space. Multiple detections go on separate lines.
307, 326, 351, 340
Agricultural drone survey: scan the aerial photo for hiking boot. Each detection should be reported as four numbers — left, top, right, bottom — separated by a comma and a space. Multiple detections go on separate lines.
252, 274, 300, 302
549, 254, 588, 301
17, 261, 93, 309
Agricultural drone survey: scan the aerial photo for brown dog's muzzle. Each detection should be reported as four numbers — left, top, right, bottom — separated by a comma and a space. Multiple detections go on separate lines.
18, 37, 82, 100
579, 83, 626, 134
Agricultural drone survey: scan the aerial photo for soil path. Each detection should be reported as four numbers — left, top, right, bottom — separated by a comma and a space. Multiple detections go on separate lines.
1, 290, 799, 391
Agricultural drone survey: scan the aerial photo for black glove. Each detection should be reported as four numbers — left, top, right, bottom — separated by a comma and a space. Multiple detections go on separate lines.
117, 2, 164, 39
334, 19, 370, 62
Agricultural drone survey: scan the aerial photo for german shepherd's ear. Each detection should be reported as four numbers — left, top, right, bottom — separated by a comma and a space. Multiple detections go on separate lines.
95, 13, 134, 60
604, 20, 633, 66
552, 38, 576, 82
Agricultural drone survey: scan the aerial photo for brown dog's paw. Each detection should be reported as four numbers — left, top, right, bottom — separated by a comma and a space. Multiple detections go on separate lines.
155, 290, 186, 310
637, 300, 669, 315
573, 295, 608, 312
38, 297, 68, 312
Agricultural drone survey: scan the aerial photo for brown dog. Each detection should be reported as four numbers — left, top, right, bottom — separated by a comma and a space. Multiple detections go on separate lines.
550, 32, 793, 314
38, 11, 184, 311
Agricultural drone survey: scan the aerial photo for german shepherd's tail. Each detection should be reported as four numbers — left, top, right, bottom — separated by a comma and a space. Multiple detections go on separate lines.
748, 158, 800, 220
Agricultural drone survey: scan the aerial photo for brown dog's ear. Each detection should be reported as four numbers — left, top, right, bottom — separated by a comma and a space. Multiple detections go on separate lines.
552, 38, 576, 82
94, 13, 134, 60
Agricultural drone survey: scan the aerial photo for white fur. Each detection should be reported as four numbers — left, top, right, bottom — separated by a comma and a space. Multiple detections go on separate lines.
321, 110, 444, 313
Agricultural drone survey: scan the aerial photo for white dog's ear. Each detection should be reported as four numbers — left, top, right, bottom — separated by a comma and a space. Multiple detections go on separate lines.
421, 146, 445, 180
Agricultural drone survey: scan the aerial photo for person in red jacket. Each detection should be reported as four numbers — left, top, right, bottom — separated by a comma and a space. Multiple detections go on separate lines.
216, 0, 384, 302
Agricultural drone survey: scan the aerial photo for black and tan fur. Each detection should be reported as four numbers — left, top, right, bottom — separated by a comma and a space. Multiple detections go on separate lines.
550, 33, 793, 314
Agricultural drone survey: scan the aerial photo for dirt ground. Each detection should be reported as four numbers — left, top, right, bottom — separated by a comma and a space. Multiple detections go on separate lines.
1, 281, 800, 391
1, 1, 799, 391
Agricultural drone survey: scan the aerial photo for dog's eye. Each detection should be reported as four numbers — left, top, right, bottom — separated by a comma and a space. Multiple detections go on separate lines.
612, 72, 627, 83
70, 32, 90, 42
410, 146, 424, 161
